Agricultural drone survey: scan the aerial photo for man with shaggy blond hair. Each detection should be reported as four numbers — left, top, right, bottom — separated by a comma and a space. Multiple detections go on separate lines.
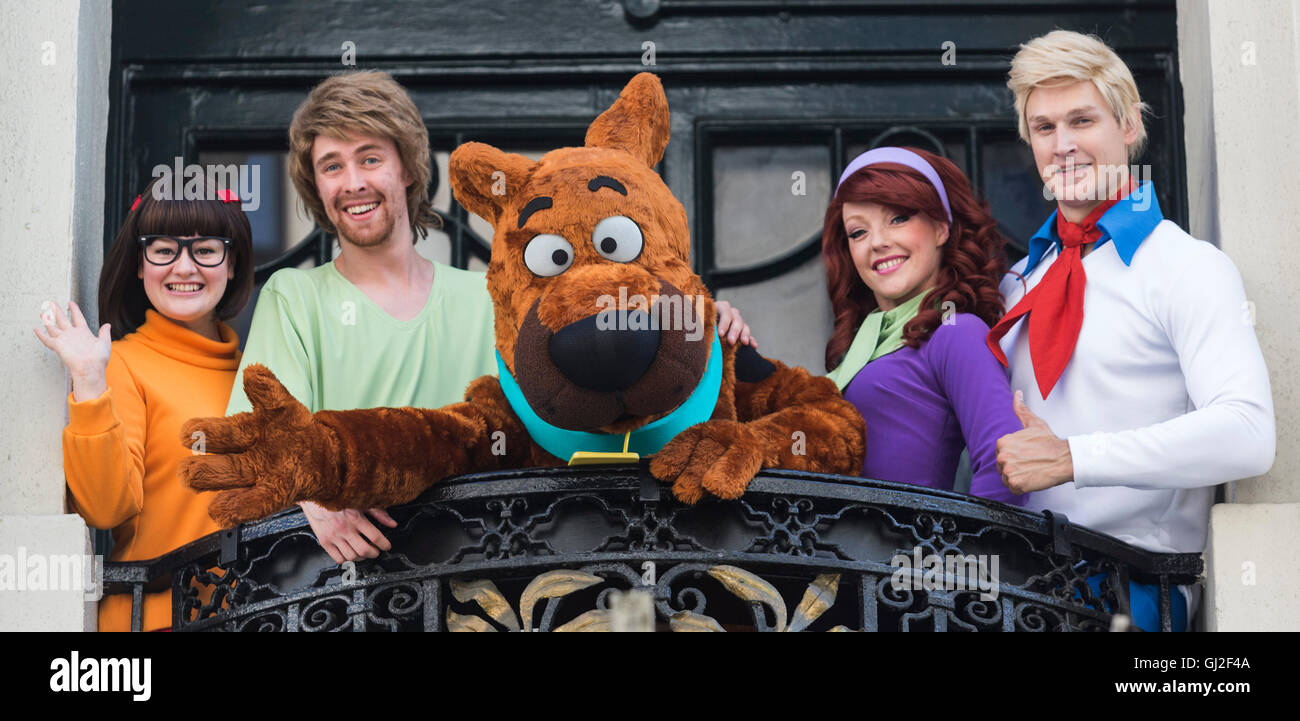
286, 70, 441, 244
987, 30, 1274, 630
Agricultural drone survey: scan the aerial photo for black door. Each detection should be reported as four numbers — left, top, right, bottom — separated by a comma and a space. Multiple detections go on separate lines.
107, 0, 1186, 373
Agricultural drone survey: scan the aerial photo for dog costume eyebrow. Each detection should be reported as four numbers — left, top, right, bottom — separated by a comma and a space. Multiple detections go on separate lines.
587, 176, 627, 195
517, 197, 553, 228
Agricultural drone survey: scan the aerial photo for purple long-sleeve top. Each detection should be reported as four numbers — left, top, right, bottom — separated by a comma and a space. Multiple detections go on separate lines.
841, 312, 1029, 506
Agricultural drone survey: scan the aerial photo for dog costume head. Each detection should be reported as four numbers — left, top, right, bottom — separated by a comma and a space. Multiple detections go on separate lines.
450, 73, 714, 436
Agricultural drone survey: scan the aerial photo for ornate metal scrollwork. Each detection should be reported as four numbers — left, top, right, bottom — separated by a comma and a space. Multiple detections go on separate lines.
102, 467, 1202, 632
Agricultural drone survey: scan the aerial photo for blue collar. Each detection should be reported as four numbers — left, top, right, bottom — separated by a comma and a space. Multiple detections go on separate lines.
1023, 181, 1164, 276
495, 333, 723, 463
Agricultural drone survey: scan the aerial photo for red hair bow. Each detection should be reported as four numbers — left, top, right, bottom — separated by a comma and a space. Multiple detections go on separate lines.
129, 188, 240, 213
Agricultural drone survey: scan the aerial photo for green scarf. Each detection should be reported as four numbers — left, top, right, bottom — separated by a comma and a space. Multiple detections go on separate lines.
826, 290, 935, 390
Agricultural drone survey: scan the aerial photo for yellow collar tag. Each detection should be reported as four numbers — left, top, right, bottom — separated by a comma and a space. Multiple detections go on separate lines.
567, 432, 640, 466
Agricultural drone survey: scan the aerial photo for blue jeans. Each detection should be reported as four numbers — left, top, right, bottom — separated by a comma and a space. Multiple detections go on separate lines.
1082, 572, 1187, 632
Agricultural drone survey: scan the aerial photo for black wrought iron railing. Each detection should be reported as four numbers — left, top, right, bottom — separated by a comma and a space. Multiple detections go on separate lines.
102, 466, 1202, 632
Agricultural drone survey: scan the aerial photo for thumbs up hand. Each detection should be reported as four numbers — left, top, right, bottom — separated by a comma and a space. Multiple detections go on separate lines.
995, 390, 1074, 495
1012, 390, 1051, 431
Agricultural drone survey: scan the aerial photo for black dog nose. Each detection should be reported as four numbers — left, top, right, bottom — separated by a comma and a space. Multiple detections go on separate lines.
549, 311, 659, 392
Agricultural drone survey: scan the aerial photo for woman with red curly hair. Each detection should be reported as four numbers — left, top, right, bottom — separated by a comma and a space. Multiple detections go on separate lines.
823, 147, 1026, 505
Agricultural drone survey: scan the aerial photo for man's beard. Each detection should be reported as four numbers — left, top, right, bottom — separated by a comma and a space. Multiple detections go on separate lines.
335, 196, 397, 248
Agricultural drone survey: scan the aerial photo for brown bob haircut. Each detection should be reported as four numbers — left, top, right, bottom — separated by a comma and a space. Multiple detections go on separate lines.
288, 70, 439, 242
99, 175, 255, 340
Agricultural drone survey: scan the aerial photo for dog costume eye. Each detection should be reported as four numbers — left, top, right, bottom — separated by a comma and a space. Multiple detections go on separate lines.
523, 234, 575, 277
591, 216, 643, 263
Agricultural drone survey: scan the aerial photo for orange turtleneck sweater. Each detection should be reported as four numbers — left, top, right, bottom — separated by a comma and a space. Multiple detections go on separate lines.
62, 309, 241, 632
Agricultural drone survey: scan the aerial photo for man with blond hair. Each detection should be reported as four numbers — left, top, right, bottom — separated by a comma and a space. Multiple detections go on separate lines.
986, 30, 1274, 630
226, 70, 754, 562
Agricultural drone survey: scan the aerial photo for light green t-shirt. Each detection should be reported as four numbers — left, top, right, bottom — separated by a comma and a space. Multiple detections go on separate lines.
225, 260, 497, 415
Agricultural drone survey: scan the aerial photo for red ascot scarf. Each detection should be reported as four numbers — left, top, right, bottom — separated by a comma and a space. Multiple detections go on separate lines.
986, 183, 1135, 399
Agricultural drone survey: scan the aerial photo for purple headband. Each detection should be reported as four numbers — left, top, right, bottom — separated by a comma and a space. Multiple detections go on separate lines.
835, 147, 953, 223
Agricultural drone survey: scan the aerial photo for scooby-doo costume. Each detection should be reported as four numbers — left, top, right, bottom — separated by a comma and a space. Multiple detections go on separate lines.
180, 73, 864, 527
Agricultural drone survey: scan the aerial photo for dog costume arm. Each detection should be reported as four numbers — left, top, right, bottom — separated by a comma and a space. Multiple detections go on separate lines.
309, 375, 533, 510
650, 346, 865, 504
180, 366, 529, 527
732, 351, 866, 475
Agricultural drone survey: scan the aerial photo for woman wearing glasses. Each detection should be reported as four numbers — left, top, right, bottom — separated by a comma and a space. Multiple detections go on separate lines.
35, 176, 253, 631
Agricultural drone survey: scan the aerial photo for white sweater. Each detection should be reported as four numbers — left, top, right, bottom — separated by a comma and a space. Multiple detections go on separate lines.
998, 219, 1275, 555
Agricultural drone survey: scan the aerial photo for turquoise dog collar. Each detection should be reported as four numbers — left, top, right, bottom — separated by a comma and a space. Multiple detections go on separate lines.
496, 333, 723, 462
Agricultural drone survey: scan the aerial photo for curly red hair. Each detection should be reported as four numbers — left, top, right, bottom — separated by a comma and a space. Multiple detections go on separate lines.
822, 147, 1007, 371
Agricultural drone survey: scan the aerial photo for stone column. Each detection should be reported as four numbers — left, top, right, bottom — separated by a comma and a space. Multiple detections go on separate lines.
0, 0, 111, 631
1178, 0, 1300, 631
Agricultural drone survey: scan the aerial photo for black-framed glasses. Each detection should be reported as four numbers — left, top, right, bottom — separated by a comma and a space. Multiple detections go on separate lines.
138, 235, 232, 267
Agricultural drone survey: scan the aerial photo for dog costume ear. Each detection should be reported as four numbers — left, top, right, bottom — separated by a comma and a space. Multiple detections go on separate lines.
448, 142, 535, 225
585, 72, 670, 169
